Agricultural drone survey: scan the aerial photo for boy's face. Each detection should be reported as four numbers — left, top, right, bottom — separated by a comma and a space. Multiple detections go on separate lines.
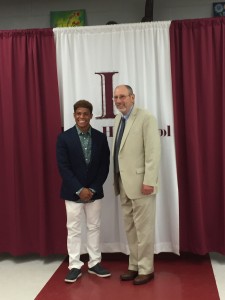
74, 107, 93, 132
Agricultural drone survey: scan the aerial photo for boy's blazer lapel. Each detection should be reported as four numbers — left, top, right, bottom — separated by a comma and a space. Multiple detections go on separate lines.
89, 129, 98, 165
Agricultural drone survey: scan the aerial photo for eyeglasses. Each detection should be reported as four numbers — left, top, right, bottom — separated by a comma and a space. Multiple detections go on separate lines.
112, 94, 131, 101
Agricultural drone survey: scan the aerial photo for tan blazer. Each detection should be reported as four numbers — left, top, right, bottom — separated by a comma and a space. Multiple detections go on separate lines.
112, 106, 161, 199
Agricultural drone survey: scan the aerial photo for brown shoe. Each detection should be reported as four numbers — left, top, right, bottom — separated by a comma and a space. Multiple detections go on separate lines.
120, 270, 138, 281
133, 273, 154, 285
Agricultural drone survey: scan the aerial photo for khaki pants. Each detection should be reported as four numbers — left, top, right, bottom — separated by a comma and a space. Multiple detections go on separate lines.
119, 176, 156, 274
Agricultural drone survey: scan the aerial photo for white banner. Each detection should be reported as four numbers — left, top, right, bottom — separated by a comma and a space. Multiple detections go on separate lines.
54, 22, 179, 254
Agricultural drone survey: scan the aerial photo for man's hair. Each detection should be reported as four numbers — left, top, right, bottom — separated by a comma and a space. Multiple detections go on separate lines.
124, 85, 133, 95
73, 100, 93, 114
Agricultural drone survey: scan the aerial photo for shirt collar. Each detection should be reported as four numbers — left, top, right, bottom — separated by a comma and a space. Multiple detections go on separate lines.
75, 124, 92, 136
122, 105, 134, 121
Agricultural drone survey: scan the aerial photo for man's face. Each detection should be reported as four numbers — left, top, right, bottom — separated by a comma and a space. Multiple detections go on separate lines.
113, 86, 135, 115
74, 107, 93, 132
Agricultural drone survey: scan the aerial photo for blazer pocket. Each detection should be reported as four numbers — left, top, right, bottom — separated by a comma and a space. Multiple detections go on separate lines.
136, 167, 145, 174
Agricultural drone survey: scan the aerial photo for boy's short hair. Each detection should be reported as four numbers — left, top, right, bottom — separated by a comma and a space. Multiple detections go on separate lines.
73, 100, 93, 114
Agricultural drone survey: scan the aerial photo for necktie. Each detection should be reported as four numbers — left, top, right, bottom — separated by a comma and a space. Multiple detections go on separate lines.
114, 117, 126, 174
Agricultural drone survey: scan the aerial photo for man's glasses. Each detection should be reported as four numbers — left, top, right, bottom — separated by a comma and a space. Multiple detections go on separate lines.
112, 94, 131, 101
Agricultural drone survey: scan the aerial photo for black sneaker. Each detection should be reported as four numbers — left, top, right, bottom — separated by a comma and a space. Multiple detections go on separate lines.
88, 263, 111, 277
65, 268, 82, 283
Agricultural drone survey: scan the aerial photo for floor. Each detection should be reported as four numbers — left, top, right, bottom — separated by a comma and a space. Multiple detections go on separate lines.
0, 252, 224, 300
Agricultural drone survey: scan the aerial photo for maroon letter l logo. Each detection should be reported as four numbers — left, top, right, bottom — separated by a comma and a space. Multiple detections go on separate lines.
95, 72, 118, 119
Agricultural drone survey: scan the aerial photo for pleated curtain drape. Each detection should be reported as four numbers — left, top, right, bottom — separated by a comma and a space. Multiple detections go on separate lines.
170, 17, 225, 254
53, 23, 179, 255
0, 29, 66, 255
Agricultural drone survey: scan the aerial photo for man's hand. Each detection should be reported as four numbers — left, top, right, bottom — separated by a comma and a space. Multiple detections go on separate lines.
141, 184, 154, 195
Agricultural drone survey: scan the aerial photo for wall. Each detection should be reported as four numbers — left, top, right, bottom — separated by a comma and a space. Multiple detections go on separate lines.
0, 0, 146, 30
154, 0, 217, 21
0, 0, 221, 30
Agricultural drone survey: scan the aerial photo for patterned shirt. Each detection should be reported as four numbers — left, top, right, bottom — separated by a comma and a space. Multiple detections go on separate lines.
75, 125, 94, 201
76, 125, 92, 165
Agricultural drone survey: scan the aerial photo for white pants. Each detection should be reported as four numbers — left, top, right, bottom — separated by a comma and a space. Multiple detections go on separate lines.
65, 200, 102, 270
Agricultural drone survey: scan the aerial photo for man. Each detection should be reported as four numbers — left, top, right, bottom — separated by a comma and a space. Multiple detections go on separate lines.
56, 100, 111, 283
112, 85, 161, 285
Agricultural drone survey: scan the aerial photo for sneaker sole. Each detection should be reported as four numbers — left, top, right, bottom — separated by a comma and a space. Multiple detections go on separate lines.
88, 270, 111, 278
65, 273, 82, 283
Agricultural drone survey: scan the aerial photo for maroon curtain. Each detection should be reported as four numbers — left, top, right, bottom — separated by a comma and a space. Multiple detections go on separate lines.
170, 18, 225, 254
0, 29, 67, 255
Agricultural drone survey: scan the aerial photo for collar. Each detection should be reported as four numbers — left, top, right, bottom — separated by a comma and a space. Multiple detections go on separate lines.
122, 105, 134, 121
75, 124, 92, 136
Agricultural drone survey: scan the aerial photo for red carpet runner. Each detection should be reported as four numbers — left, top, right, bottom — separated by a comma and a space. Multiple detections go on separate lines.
35, 253, 219, 300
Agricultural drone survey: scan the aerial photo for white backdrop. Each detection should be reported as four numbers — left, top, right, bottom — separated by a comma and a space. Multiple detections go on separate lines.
54, 22, 179, 254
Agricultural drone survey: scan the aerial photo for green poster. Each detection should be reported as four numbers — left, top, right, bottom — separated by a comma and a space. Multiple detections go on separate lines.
50, 10, 86, 27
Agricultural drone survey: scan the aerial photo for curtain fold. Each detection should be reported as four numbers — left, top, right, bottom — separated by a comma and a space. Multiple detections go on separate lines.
0, 29, 67, 255
170, 17, 225, 254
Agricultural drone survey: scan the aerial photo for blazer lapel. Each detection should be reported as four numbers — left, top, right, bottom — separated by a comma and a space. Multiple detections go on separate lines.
90, 128, 97, 164
120, 107, 137, 150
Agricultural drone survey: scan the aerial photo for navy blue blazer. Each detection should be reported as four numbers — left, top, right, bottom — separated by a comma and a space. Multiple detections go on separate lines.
56, 126, 110, 201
